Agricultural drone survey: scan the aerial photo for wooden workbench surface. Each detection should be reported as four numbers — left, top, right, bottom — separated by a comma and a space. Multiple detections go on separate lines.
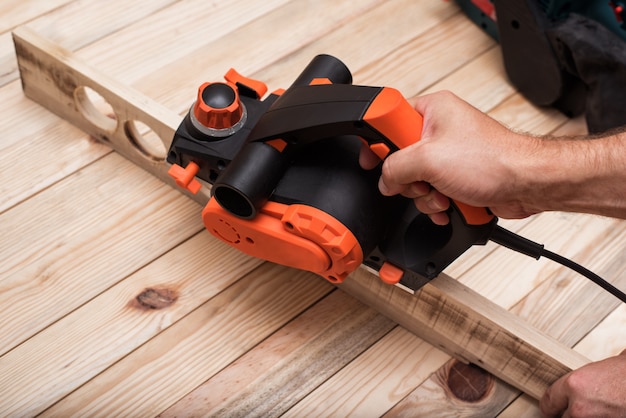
1, 1, 625, 416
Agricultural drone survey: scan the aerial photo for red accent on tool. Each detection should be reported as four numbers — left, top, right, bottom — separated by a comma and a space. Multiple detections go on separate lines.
471, 0, 496, 20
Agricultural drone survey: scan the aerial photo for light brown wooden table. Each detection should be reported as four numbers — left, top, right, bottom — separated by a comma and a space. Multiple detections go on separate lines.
2, 1, 625, 416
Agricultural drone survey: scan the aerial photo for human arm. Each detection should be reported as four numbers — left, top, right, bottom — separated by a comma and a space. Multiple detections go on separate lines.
365, 90, 626, 225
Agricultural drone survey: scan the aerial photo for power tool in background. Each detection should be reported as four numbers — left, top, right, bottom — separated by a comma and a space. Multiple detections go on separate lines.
166, 54, 626, 302
455, 0, 626, 133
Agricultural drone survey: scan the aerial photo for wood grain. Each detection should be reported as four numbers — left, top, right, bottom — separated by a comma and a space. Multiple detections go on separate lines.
0, 0, 73, 34
501, 302, 626, 417
13, 19, 595, 404
0, 0, 178, 87
0, 153, 202, 355
340, 270, 590, 401
4, 0, 625, 416
41, 264, 334, 417
160, 290, 396, 417
0, 233, 261, 416
284, 326, 450, 417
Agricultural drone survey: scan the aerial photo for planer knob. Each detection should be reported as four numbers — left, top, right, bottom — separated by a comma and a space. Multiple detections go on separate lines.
192, 81, 245, 133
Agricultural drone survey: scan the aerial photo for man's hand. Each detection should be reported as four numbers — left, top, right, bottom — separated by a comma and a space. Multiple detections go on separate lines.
362, 90, 626, 224
540, 350, 626, 417
361, 90, 542, 224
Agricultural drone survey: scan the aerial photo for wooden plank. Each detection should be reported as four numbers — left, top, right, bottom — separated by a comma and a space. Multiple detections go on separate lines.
12, 25, 593, 401
0, 0, 178, 87
0, 0, 72, 33
510, 222, 626, 345
160, 290, 397, 417
0, 233, 262, 416
40, 264, 334, 417
490, 93, 568, 133
574, 304, 626, 362
340, 271, 589, 401
133, 0, 455, 115
422, 47, 516, 111
0, 152, 202, 355
284, 326, 450, 417
354, 12, 497, 94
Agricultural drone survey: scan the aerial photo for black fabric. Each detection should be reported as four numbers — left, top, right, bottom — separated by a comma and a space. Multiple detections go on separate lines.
547, 14, 626, 133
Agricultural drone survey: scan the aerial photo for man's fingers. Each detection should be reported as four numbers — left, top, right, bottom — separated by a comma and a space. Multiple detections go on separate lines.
408, 94, 429, 115
358, 144, 381, 170
540, 375, 570, 418
378, 176, 406, 196
403, 181, 431, 198
380, 144, 427, 186
414, 189, 450, 213
428, 211, 450, 226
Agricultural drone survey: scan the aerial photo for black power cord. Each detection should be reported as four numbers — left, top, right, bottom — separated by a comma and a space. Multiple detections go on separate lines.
490, 225, 626, 304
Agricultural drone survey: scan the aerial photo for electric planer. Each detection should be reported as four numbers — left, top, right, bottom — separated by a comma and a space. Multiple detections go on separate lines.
166, 54, 626, 302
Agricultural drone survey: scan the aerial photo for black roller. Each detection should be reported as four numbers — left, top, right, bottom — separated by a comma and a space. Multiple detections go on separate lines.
212, 142, 288, 219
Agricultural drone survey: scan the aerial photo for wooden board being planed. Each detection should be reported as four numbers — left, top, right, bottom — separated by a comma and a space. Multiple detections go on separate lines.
3, 1, 625, 416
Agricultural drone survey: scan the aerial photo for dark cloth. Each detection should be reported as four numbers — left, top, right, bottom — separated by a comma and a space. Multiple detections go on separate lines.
548, 14, 626, 133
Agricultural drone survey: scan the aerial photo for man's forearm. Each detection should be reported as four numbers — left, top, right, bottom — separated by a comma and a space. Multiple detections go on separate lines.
523, 129, 626, 219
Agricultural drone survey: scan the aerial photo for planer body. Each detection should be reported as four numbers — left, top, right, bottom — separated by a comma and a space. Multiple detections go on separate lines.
166, 55, 497, 291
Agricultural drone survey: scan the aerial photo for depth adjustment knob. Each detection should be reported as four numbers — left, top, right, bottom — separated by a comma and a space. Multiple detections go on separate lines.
191, 81, 247, 136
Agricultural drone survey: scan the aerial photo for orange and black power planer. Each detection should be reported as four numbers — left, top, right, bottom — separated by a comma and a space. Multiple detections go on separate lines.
166, 55, 496, 291
166, 54, 626, 301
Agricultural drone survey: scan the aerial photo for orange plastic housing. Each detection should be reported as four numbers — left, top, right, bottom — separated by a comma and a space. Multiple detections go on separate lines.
224, 68, 268, 99
453, 201, 494, 225
202, 199, 363, 283
167, 162, 201, 194
363, 87, 424, 155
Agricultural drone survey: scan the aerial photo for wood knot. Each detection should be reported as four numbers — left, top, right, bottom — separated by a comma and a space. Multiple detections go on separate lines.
134, 287, 178, 310
446, 361, 493, 403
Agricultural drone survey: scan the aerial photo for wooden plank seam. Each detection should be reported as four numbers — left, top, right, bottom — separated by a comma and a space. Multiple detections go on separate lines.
12, 25, 591, 401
